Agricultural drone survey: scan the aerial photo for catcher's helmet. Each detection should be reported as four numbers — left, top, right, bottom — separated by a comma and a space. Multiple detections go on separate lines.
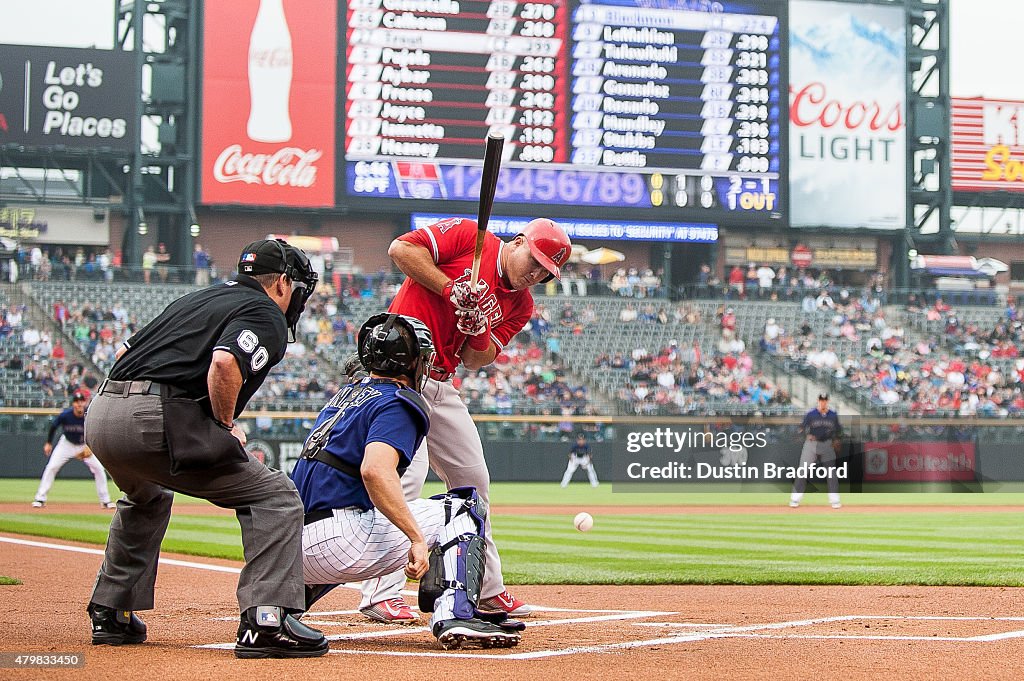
357, 313, 435, 389
519, 218, 570, 282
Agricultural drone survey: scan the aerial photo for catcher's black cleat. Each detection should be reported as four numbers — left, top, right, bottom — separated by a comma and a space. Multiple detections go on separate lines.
433, 617, 521, 650
474, 609, 527, 632
88, 602, 147, 646
234, 606, 328, 659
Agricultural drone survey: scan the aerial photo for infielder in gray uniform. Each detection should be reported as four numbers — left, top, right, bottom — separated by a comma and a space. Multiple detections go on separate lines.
790, 393, 843, 509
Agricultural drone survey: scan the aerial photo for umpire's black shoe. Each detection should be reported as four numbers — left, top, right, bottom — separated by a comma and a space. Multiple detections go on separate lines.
87, 602, 147, 646
234, 606, 328, 659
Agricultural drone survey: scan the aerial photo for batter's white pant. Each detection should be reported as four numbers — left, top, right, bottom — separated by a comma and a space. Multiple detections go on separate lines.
303, 496, 477, 627
35, 436, 112, 504
561, 459, 599, 487
360, 377, 505, 609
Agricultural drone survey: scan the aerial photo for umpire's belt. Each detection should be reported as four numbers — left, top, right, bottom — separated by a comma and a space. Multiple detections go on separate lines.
303, 509, 334, 526
98, 379, 190, 398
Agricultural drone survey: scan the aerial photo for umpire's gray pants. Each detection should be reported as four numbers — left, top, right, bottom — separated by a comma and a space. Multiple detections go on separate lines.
790, 439, 840, 499
86, 392, 305, 613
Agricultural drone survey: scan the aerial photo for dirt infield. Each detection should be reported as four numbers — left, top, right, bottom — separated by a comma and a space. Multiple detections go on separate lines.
1, 533, 1022, 680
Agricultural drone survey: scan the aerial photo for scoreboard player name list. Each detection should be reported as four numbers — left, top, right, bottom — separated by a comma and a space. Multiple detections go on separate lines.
345, 0, 780, 178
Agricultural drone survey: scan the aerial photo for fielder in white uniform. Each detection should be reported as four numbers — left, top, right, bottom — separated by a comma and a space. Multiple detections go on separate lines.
33, 391, 114, 508
290, 313, 523, 649
358, 217, 572, 621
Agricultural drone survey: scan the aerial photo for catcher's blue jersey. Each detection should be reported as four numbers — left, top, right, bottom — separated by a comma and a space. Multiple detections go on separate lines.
291, 379, 422, 513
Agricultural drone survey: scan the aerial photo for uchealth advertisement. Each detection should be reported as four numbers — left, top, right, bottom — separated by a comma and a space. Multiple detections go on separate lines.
952, 97, 1024, 193
789, 1, 905, 229
200, 0, 335, 207
863, 442, 976, 483
0, 44, 136, 153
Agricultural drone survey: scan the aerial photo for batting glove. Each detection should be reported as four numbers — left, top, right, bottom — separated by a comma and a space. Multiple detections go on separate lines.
443, 279, 480, 311
456, 309, 492, 351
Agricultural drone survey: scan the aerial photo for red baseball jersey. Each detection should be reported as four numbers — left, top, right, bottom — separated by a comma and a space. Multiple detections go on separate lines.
389, 217, 534, 374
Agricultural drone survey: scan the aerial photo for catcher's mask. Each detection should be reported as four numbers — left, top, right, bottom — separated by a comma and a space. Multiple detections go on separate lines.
357, 313, 435, 392
238, 238, 318, 341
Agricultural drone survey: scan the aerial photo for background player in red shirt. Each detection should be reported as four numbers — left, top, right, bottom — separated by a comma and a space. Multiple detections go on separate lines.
357, 216, 571, 622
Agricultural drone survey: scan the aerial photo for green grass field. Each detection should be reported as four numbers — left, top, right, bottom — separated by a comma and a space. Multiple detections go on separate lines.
3, 479, 1024, 586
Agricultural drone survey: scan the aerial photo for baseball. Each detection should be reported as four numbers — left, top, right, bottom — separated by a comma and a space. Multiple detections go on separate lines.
573, 512, 594, 532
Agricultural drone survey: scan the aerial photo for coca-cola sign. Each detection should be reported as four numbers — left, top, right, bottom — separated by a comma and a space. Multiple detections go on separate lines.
789, 1, 906, 230
200, 0, 335, 207
212, 145, 321, 187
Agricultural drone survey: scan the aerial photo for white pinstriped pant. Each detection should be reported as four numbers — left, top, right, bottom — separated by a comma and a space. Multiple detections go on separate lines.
360, 377, 505, 609
302, 497, 476, 624
302, 499, 446, 586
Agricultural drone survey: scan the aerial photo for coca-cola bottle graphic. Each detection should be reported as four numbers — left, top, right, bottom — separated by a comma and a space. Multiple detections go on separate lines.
247, 0, 293, 143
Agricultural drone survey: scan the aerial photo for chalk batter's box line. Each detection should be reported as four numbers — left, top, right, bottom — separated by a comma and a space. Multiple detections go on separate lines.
196, 611, 678, 650
319, 616, 1024, 660
198, 613, 1024, 657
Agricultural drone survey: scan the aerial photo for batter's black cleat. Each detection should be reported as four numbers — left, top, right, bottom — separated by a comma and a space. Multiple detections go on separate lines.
87, 602, 147, 645
234, 606, 329, 659
433, 617, 521, 650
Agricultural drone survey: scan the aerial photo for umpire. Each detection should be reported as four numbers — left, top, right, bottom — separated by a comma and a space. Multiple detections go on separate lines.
85, 239, 328, 659
789, 393, 843, 509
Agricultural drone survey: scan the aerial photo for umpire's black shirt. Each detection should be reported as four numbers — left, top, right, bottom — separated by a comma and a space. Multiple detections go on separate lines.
109, 276, 287, 417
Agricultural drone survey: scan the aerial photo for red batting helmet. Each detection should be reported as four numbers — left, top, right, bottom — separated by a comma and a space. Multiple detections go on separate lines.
519, 218, 570, 282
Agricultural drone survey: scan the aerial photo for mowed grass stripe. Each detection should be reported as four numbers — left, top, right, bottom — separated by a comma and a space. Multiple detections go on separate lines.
493, 514, 1024, 556
3, 508, 1024, 585
489, 512, 1024, 584
497, 529, 1024, 559
0, 514, 244, 560
496, 532, 1023, 564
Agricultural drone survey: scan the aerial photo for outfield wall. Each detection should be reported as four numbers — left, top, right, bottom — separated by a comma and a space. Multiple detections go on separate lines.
2, 413, 1022, 489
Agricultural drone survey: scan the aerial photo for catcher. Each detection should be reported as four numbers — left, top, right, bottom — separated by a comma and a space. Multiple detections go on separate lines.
291, 313, 524, 649
32, 391, 115, 509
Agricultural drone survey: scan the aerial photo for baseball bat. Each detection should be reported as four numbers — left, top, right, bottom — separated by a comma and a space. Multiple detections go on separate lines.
470, 132, 505, 292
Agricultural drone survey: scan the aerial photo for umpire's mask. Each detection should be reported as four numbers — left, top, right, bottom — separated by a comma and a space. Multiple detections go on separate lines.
238, 238, 319, 341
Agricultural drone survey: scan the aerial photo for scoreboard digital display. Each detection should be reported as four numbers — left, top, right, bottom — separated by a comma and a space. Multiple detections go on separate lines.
342, 0, 786, 223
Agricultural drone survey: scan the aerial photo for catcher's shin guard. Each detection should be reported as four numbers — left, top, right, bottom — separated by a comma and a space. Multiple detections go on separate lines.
418, 486, 487, 619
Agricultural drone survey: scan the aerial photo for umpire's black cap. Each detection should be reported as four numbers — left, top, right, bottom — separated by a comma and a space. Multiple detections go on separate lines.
238, 238, 310, 279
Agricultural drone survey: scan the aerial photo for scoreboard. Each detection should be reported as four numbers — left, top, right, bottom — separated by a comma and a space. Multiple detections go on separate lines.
342, 0, 786, 223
